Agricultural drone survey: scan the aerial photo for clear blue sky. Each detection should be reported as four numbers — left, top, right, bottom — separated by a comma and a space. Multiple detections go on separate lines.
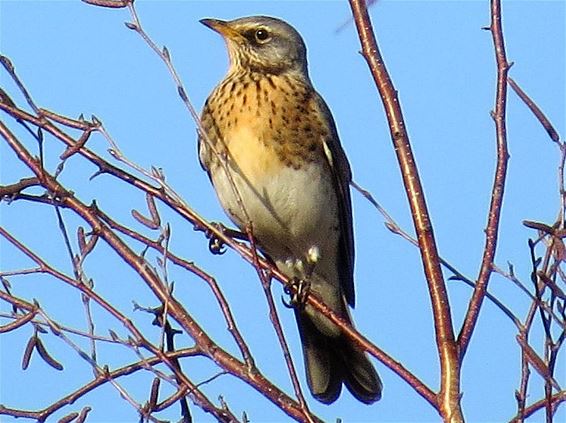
1, 1, 565, 422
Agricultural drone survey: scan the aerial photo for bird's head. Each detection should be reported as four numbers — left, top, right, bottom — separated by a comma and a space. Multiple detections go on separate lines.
200, 16, 308, 76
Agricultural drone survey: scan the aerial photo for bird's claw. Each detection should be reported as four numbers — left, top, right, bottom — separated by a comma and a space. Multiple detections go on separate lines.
283, 277, 311, 310
208, 235, 226, 255
204, 222, 227, 255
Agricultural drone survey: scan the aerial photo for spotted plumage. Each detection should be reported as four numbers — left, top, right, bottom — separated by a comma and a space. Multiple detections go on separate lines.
199, 15, 382, 404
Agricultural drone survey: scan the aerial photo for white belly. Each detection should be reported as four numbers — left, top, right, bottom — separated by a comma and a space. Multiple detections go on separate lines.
210, 156, 339, 266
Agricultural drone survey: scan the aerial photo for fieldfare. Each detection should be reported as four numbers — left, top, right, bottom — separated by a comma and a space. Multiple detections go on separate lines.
199, 15, 382, 404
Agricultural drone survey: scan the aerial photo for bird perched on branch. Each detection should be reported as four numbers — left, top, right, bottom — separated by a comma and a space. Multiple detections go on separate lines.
199, 15, 382, 404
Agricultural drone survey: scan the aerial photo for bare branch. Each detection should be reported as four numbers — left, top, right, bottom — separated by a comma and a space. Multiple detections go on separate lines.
458, 0, 511, 359
348, 1, 459, 419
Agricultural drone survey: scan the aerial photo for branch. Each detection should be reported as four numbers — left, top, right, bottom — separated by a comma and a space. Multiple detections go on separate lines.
348, 1, 461, 420
509, 390, 566, 422
1, 90, 437, 411
0, 119, 322, 423
458, 0, 511, 358
508, 77, 560, 144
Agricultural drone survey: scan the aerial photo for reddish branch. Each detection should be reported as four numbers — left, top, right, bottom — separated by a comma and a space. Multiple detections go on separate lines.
500, 51, 564, 423
2, 3, 563, 421
458, 0, 511, 357
0, 227, 236, 422
95, 208, 255, 366
0, 341, 204, 421
0, 100, 435, 407
0, 119, 322, 422
0, 177, 40, 197
510, 390, 566, 422
0, 50, 437, 412
80, 0, 128, 8
348, 1, 461, 420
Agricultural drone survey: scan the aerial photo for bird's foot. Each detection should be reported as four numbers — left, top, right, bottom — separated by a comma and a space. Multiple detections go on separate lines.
283, 277, 311, 310
197, 222, 247, 255
207, 222, 227, 255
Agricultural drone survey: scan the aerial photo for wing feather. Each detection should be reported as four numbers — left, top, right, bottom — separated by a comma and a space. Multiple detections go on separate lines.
311, 92, 356, 307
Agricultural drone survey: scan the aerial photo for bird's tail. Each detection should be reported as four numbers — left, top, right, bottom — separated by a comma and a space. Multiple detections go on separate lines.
294, 309, 382, 404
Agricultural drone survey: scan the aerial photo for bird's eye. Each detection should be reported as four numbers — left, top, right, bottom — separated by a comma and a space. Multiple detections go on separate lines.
255, 28, 270, 43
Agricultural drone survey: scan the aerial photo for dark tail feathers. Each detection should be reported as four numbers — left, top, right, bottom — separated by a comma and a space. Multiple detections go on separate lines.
295, 311, 382, 404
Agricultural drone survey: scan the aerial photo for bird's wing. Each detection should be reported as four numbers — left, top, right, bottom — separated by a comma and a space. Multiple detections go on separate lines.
311, 91, 356, 307
197, 99, 218, 177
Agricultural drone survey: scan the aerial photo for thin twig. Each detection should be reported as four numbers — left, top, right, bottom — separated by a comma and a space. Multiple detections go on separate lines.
458, 0, 511, 359
246, 228, 315, 422
352, 180, 522, 328
508, 77, 560, 144
0, 119, 322, 423
1, 78, 435, 411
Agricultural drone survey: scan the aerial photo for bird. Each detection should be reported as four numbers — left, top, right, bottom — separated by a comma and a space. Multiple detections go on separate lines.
198, 15, 382, 404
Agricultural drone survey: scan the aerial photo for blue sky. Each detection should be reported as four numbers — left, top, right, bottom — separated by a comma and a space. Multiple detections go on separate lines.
1, 1, 565, 422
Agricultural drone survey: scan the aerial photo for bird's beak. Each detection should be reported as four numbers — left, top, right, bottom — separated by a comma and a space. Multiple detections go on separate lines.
200, 18, 242, 41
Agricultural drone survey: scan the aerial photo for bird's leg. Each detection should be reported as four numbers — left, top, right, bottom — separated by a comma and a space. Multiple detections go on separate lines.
195, 222, 248, 255
283, 277, 311, 310
283, 246, 319, 309
304, 246, 320, 279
